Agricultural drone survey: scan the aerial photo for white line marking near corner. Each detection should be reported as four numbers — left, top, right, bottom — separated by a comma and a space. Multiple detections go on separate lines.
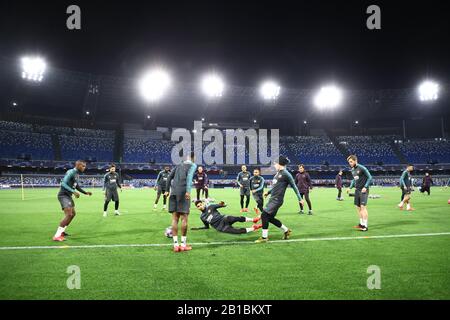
0, 232, 449, 251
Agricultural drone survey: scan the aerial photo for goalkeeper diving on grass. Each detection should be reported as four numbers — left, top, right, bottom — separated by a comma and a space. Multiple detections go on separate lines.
192, 200, 262, 234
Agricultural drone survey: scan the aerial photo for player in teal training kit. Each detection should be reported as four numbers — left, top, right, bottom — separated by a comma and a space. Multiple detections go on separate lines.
346, 155, 372, 232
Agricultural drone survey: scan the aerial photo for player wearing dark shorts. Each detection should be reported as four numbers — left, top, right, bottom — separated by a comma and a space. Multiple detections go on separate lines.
165, 153, 197, 252
295, 164, 313, 215
53, 160, 92, 241
335, 170, 344, 201
255, 156, 303, 243
192, 201, 262, 234
398, 164, 415, 211
420, 172, 433, 196
346, 155, 372, 232
193, 166, 209, 201
236, 165, 252, 212
154, 166, 170, 211
249, 168, 265, 214
103, 164, 122, 217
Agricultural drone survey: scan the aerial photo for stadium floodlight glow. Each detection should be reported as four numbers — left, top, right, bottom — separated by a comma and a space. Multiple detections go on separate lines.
303, 120, 307, 124
260, 80, 281, 100
313, 85, 343, 109
139, 68, 171, 102
201, 73, 224, 98
12, 102, 18, 107
418, 80, 439, 101
21, 56, 46, 82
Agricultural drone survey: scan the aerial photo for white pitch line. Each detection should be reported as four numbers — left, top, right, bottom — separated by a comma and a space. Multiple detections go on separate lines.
0, 232, 450, 251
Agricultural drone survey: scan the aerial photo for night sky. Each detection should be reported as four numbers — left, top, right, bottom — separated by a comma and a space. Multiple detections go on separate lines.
1, 0, 449, 90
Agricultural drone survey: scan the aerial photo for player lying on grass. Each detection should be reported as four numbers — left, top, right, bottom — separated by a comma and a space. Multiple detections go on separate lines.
346, 155, 372, 232
53, 160, 92, 241
255, 155, 304, 243
103, 164, 122, 217
191, 200, 262, 234
398, 164, 415, 211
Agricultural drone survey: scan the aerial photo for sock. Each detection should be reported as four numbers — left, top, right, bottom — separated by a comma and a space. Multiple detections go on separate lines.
399, 201, 404, 207
54, 226, 65, 237
262, 229, 268, 238
362, 219, 368, 227
246, 228, 253, 233
406, 203, 411, 210
173, 236, 179, 247
154, 204, 157, 208
181, 236, 187, 247
360, 218, 363, 225
280, 224, 289, 232
245, 217, 253, 222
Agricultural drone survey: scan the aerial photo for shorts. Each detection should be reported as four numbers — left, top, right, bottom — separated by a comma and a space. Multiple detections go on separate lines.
240, 187, 250, 196
252, 192, 264, 204
264, 198, 283, 216
168, 194, 191, 214
402, 187, 412, 197
58, 194, 74, 210
215, 216, 246, 234
157, 185, 167, 195
354, 189, 369, 207
105, 189, 119, 202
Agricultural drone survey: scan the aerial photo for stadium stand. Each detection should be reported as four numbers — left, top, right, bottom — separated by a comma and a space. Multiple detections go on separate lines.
336, 135, 400, 164
398, 139, 450, 164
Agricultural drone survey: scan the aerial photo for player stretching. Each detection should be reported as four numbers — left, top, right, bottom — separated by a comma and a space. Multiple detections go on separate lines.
295, 164, 313, 215
335, 170, 344, 201
346, 155, 372, 232
103, 164, 122, 217
398, 164, 415, 211
236, 165, 251, 212
165, 153, 197, 252
154, 166, 170, 211
193, 165, 209, 201
53, 160, 92, 241
249, 168, 265, 214
192, 201, 262, 234
420, 172, 433, 196
255, 156, 303, 243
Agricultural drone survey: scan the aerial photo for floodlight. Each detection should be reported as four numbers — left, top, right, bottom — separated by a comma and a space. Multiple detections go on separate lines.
418, 80, 439, 101
139, 68, 171, 102
201, 74, 224, 98
260, 81, 280, 100
313, 85, 343, 109
21, 56, 46, 82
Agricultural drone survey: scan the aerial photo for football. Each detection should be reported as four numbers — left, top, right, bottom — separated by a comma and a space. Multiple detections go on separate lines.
164, 226, 173, 238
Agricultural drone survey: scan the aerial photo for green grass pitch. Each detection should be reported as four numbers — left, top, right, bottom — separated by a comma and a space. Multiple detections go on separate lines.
0, 186, 449, 300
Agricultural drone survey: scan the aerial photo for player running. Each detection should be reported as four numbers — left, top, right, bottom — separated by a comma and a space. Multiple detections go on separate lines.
295, 164, 313, 215
193, 165, 209, 201
335, 170, 344, 201
53, 160, 92, 241
164, 153, 197, 252
420, 172, 433, 196
346, 155, 372, 232
236, 165, 252, 212
103, 164, 122, 217
192, 200, 262, 234
249, 168, 265, 214
398, 164, 415, 211
154, 166, 171, 211
255, 156, 304, 243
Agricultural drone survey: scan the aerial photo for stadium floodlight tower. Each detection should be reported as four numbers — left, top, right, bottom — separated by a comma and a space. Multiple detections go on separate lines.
201, 73, 225, 98
21, 56, 47, 82
313, 84, 343, 110
139, 68, 171, 102
418, 80, 439, 102
260, 80, 281, 100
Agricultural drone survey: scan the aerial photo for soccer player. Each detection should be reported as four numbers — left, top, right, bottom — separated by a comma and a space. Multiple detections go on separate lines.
249, 168, 265, 214
236, 165, 251, 212
192, 200, 262, 234
255, 156, 304, 243
295, 164, 313, 215
398, 164, 415, 211
164, 153, 197, 252
53, 160, 92, 241
193, 165, 209, 201
103, 164, 122, 217
346, 155, 372, 232
154, 166, 171, 211
335, 170, 344, 201
420, 172, 433, 196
